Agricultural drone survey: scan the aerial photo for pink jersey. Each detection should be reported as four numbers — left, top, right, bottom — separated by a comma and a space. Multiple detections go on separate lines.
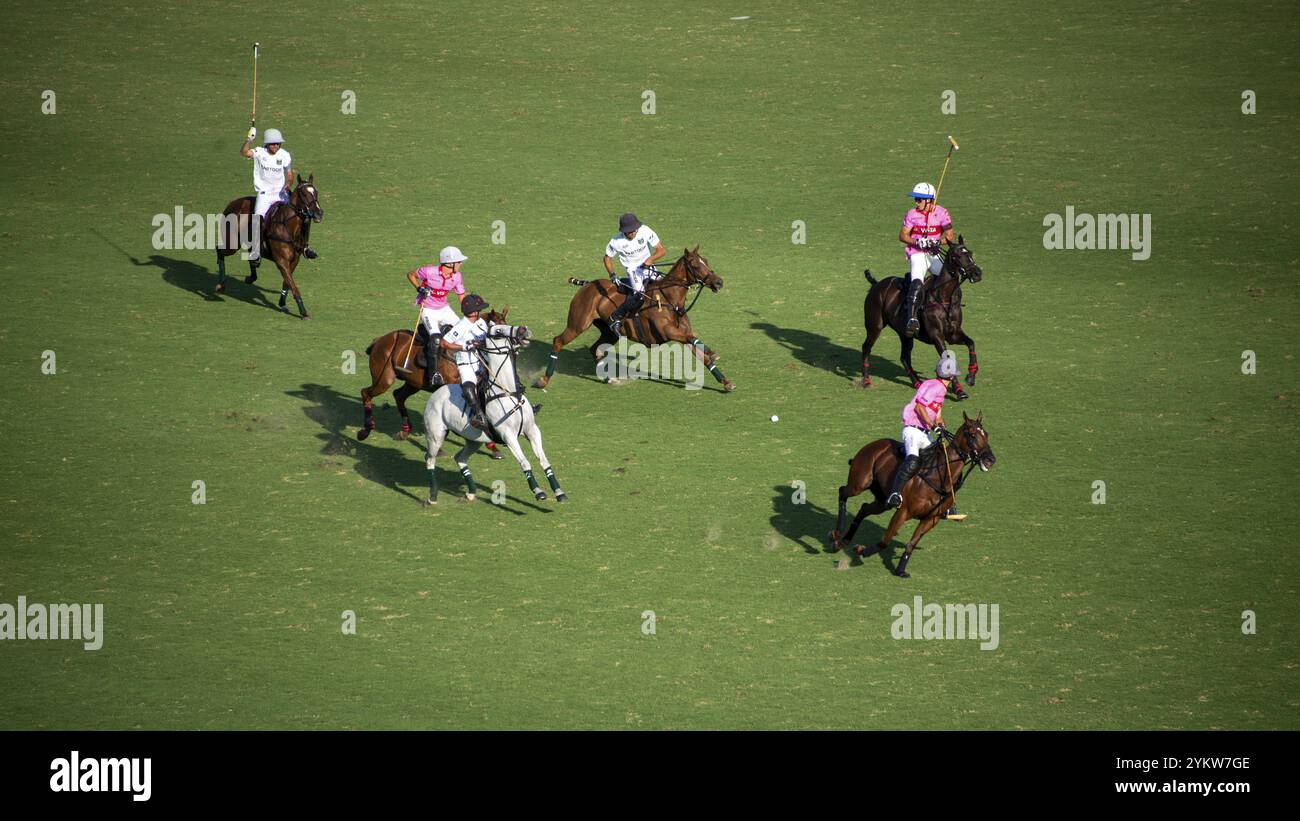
901, 378, 947, 429
902, 205, 952, 257
413, 265, 465, 309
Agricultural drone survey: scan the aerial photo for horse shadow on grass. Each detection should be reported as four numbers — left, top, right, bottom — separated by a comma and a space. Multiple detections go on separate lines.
520, 342, 729, 393
135, 253, 285, 313
768, 483, 907, 573
287, 382, 548, 513
750, 321, 911, 388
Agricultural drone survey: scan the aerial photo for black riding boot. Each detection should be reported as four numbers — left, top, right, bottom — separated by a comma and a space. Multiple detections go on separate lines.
903, 278, 922, 337
608, 291, 644, 335
422, 333, 442, 391
887, 455, 920, 508
462, 381, 487, 430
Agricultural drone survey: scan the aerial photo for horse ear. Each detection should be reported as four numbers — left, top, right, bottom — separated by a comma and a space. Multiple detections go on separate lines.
693, 244, 700, 252
308, 172, 315, 183
963, 411, 971, 423
977, 409, 983, 422
958, 233, 964, 245
502, 305, 510, 319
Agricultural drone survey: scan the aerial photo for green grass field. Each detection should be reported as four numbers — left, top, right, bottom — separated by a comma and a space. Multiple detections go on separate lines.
2, 0, 1298, 729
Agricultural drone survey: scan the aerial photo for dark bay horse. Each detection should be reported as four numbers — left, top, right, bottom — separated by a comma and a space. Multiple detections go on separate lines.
829, 412, 995, 578
215, 174, 323, 318
861, 237, 982, 398
534, 247, 733, 391
357, 309, 507, 459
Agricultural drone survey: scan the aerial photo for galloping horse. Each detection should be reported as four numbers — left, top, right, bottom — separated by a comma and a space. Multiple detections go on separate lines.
829, 412, 995, 578
215, 174, 323, 318
534, 247, 733, 392
357, 309, 505, 459
861, 237, 982, 398
423, 321, 565, 505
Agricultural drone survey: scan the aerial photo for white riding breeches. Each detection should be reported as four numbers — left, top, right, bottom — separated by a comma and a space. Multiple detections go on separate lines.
902, 426, 932, 458
254, 189, 287, 219
420, 306, 459, 336
909, 253, 943, 282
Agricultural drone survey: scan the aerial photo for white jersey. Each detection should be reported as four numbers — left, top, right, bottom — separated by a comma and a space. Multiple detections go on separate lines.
605, 225, 661, 274
445, 315, 489, 366
250, 146, 292, 194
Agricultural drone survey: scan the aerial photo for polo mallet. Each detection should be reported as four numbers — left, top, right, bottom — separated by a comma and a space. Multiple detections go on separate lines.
935, 135, 959, 201
250, 43, 259, 127
939, 437, 968, 522
395, 310, 424, 374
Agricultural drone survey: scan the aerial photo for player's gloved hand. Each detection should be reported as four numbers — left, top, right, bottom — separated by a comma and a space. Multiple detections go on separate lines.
932, 424, 948, 438
247, 127, 256, 141
417, 287, 430, 300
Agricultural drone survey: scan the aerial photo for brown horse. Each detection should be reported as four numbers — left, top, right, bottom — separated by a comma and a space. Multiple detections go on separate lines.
215, 174, 323, 318
534, 247, 734, 392
861, 237, 982, 397
829, 412, 995, 578
357, 309, 509, 458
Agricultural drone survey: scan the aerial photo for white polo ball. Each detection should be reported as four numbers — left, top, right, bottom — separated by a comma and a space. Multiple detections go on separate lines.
770, 415, 779, 422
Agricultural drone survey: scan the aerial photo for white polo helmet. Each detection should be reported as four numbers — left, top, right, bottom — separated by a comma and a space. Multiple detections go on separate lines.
439, 246, 468, 265
936, 349, 958, 379
910, 182, 936, 200
263, 128, 284, 145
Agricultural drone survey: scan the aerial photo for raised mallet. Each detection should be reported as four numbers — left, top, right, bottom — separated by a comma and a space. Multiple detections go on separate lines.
935, 135, 959, 201
251, 42, 259, 127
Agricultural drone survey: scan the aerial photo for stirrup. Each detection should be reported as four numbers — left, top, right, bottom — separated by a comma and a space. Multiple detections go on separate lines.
887, 492, 903, 508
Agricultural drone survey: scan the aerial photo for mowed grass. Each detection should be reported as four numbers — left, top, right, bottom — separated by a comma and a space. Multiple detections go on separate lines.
1, 0, 1297, 728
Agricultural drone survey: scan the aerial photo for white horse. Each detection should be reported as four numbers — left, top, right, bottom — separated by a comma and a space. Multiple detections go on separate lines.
422, 318, 566, 505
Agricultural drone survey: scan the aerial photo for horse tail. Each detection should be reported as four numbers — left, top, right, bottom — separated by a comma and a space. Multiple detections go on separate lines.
568, 277, 588, 287
863, 268, 878, 286
365, 342, 375, 356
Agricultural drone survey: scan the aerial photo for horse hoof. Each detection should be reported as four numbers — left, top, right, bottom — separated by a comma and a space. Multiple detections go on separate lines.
860, 378, 871, 388
245, 274, 257, 285
488, 449, 503, 460
965, 374, 977, 387
215, 282, 226, 294
301, 314, 311, 320
827, 531, 842, 552
465, 493, 476, 502
357, 427, 372, 441
398, 427, 410, 440
424, 497, 437, 506
280, 306, 290, 314
533, 378, 549, 389
894, 569, 911, 579
723, 381, 736, 392
555, 492, 567, 502
951, 391, 969, 402
534, 490, 547, 501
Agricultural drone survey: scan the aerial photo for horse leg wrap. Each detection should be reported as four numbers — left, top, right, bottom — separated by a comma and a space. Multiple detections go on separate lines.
544, 352, 558, 378
279, 288, 289, 308
460, 465, 476, 496
294, 295, 306, 315
896, 549, 914, 577
427, 469, 438, 502
544, 466, 561, 493
708, 364, 727, 383
524, 469, 540, 493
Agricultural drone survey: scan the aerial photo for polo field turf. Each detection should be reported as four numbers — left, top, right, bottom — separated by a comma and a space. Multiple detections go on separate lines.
1, 0, 1297, 729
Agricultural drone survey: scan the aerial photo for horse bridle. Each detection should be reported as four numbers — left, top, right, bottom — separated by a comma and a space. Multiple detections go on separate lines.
941, 244, 976, 283
473, 327, 530, 432
648, 253, 711, 315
